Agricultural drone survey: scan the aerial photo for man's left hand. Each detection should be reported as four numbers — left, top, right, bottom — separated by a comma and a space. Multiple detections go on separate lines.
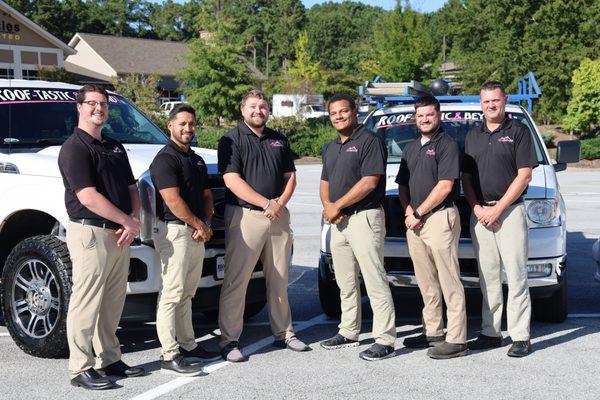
479, 205, 503, 228
323, 201, 342, 223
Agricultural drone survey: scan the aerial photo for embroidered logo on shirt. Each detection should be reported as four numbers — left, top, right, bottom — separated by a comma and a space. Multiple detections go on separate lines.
113, 146, 123, 153
346, 146, 358, 153
426, 148, 436, 156
269, 140, 284, 147
498, 136, 514, 143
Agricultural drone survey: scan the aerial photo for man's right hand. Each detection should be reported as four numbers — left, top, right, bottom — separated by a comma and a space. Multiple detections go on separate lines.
264, 199, 283, 220
116, 215, 141, 246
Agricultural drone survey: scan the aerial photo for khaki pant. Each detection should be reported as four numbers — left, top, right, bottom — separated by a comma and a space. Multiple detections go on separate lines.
219, 205, 294, 347
406, 206, 467, 344
470, 203, 531, 341
330, 208, 396, 346
66, 221, 129, 378
153, 222, 205, 361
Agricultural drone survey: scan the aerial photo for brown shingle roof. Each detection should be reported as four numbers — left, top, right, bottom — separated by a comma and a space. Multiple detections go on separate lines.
76, 33, 188, 76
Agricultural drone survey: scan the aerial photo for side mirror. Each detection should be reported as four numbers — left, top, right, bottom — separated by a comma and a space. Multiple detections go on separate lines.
554, 140, 580, 171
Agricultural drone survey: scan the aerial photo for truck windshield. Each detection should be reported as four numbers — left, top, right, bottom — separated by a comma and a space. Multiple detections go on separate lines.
0, 87, 168, 150
364, 110, 546, 164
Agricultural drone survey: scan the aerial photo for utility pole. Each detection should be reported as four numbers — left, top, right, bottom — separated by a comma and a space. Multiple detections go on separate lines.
253, 36, 257, 69
265, 42, 270, 79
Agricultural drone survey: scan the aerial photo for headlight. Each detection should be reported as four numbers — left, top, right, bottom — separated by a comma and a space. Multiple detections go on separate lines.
526, 199, 559, 227
0, 162, 19, 174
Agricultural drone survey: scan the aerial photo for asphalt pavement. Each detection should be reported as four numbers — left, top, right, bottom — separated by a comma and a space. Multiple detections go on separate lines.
0, 165, 599, 400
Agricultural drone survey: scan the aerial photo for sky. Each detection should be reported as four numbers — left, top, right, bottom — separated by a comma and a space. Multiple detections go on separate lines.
301, 0, 447, 13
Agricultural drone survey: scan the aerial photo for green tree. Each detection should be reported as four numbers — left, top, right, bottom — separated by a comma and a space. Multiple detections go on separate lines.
178, 39, 253, 126
289, 31, 319, 81
563, 59, 600, 134
37, 66, 79, 84
372, 1, 433, 81
111, 73, 161, 116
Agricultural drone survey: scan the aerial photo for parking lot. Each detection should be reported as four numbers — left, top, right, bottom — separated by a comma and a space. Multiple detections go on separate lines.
1, 165, 599, 399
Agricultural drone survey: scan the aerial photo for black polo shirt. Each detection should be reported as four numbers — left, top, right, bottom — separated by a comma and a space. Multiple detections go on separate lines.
58, 127, 136, 219
218, 122, 296, 210
321, 125, 387, 214
463, 118, 538, 202
150, 140, 209, 222
395, 128, 460, 211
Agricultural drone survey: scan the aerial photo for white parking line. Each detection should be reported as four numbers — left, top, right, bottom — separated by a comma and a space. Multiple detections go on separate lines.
0, 332, 10, 337
129, 313, 328, 400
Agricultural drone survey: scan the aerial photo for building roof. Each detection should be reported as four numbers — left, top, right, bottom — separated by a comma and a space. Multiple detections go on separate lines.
0, 0, 75, 55
68, 33, 188, 77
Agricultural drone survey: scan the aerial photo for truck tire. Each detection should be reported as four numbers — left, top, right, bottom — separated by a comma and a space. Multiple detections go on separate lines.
0, 235, 71, 358
318, 257, 341, 318
533, 274, 568, 323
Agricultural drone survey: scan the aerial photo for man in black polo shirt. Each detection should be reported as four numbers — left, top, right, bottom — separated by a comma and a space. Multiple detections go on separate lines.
395, 96, 467, 359
58, 84, 144, 390
462, 81, 538, 357
217, 90, 309, 362
319, 93, 396, 361
150, 104, 219, 376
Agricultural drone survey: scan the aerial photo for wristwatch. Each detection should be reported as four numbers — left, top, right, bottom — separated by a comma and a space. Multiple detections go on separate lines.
413, 209, 422, 220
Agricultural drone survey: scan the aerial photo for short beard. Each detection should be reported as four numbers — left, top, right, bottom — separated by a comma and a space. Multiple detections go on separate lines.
419, 121, 440, 135
244, 116, 266, 129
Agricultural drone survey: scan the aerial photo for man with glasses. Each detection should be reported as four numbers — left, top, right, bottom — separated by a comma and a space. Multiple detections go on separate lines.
462, 81, 538, 357
58, 84, 144, 389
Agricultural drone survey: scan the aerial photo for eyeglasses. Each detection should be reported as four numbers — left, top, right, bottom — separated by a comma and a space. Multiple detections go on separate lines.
81, 100, 108, 108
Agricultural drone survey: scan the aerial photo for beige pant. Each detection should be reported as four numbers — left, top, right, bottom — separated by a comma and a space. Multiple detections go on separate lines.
406, 206, 467, 344
66, 221, 129, 378
330, 208, 396, 346
470, 203, 531, 341
153, 222, 205, 360
219, 205, 294, 347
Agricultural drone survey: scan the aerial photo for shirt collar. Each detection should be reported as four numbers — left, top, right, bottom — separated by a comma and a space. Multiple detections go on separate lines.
240, 122, 273, 139
167, 139, 193, 155
423, 126, 444, 144
335, 124, 365, 144
74, 127, 104, 144
480, 117, 512, 134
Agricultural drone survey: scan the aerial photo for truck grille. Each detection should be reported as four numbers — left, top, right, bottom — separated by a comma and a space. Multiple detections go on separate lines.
384, 257, 479, 277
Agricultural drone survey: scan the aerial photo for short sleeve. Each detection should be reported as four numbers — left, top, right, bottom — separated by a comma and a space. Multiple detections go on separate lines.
462, 132, 476, 174
395, 158, 410, 187
150, 154, 180, 190
437, 139, 460, 180
360, 137, 386, 177
515, 126, 539, 169
283, 137, 296, 173
320, 143, 329, 181
218, 134, 242, 175
58, 143, 95, 190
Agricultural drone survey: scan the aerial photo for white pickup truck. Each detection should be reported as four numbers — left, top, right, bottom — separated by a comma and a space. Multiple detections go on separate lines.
0, 80, 267, 358
319, 102, 580, 323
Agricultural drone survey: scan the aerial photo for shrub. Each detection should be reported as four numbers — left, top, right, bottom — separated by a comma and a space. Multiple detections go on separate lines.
580, 136, 600, 160
542, 134, 555, 148
196, 126, 227, 149
288, 125, 338, 158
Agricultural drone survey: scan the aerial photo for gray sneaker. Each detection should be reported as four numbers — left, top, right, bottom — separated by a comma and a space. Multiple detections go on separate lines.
427, 342, 468, 359
221, 341, 247, 362
273, 336, 310, 352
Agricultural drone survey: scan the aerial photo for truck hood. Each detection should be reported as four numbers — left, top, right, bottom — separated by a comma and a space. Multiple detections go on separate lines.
3, 144, 219, 179
384, 163, 547, 198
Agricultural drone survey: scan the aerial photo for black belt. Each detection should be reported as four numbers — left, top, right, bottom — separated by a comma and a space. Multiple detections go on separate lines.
70, 218, 120, 230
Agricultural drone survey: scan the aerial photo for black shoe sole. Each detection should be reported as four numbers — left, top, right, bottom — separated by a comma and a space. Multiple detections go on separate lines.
70, 380, 115, 390
507, 350, 531, 358
320, 341, 359, 350
161, 368, 206, 377
427, 349, 469, 359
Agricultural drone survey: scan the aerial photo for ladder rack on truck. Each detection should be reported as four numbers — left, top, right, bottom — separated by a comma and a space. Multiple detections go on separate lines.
359, 71, 542, 114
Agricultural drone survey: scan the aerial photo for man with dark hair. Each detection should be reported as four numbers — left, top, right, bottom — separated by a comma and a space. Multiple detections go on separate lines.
150, 103, 219, 376
217, 90, 309, 362
319, 93, 396, 361
396, 95, 467, 359
462, 81, 538, 357
58, 85, 144, 389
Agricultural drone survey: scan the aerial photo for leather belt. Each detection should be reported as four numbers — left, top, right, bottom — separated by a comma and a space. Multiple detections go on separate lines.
69, 218, 120, 230
482, 197, 524, 207
164, 220, 190, 227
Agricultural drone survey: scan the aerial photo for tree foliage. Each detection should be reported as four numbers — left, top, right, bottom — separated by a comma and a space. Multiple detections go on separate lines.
177, 39, 253, 126
111, 73, 162, 116
563, 59, 600, 134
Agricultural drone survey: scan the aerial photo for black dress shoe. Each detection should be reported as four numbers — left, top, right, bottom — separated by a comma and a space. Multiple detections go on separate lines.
403, 333, 445, 349
161, 354, 206, 377
101, 360, 145, 377
467, 334, 503, 350
180, 344, 222, 362
71, 368, 116, 390
507, 340, 531, 357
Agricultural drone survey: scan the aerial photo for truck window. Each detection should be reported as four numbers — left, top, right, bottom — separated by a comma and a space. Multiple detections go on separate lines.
365, 111, 546, 165
1, 88, 167, 152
